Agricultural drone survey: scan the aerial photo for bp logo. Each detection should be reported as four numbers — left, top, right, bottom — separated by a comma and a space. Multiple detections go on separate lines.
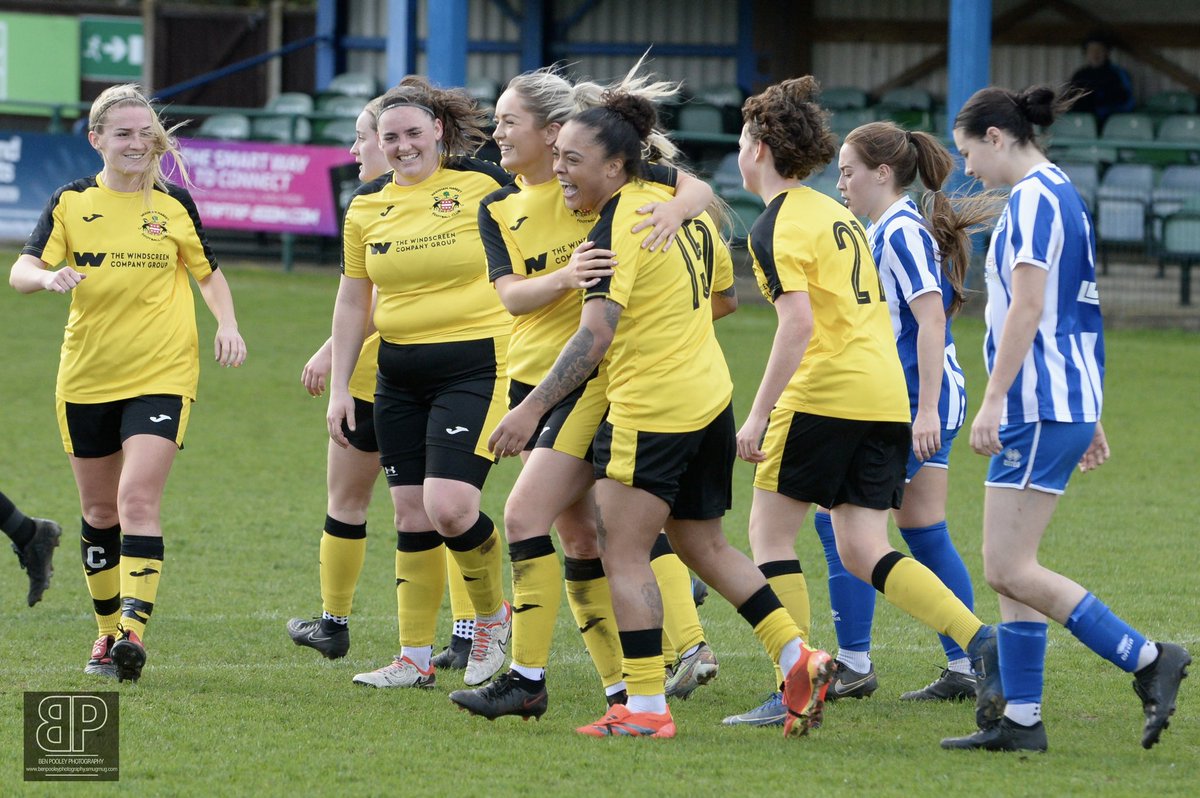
431, 187, 462, 217
140, 211, 169, 241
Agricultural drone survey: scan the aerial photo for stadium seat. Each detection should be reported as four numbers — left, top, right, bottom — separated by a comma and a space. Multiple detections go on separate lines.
313, 118, 358, 147
829, 107, 878, 138
251, 115, 312, 144
317, 94, 366, 117
325, 71, 378, 99
711, 152, 743, 194
721, 188, 764, 246
195, 113, 251, 141
1059, 161, 1101, 214
805, 161, 843, 203
267, 92, 315, 115
675, 101, 726, 135
877, 87, 934, 131
1054, 112, 1099, 140
1156, 115, 1200, 165
1096, 163, 1157, 268
1150, 164, 1200, 240
1158, 208, 1200, 305
1144, 90, 1198, 117
697, 84, 743, 109
821, 87, 870, 111
1101, 113, 1155, 163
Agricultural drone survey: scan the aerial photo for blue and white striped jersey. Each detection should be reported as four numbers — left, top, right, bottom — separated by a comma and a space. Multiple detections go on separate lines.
984, 162, 1105, 424
869, 196, 967, 431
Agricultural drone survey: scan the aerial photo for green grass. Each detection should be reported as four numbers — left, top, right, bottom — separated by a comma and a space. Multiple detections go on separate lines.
1, 262, 1197, 796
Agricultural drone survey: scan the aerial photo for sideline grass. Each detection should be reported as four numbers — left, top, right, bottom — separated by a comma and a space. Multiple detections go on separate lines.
1, 262, 1196, 795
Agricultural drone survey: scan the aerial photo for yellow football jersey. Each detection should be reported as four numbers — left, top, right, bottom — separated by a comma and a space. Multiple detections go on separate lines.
342, 157, 511, 345
23, 175, 217, 403
348, 333, 381, 402
747, 186, 909, 422
583, 183, 733, 432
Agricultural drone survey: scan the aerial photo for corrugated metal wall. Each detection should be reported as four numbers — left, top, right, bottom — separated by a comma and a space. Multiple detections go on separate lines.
340, 0, 1200, 101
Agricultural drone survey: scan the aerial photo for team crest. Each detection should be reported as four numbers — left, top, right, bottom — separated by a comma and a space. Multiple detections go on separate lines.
1002, 448, 1023, 468
431, 187, 462, 217
140, 210, 169, 241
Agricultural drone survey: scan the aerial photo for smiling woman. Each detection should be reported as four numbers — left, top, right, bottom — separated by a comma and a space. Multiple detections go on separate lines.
6, 83, 247, 685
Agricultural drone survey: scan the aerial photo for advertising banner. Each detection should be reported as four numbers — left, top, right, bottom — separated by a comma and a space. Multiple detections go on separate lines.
0, 132, 356, 242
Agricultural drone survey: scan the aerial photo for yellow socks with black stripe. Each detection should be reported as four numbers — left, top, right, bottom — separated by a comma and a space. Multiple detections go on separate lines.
651, 535, 705, 664
737, 584, 805, 682
396, 531, 446, 649
509, 536, 562, 674
446, 551, 475, 639
82, 520, 121, 637
621, 628, 667, 713
564, 556, 624, 693
760, 560, 810, 685
872, 551, 982, 653
443, 513, 504, 619
319, 515, 366, 620
117, 535, 163, 640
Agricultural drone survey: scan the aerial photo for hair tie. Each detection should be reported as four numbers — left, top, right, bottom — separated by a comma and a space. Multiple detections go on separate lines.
379, 101, 435, 118
905, 131, 916, 145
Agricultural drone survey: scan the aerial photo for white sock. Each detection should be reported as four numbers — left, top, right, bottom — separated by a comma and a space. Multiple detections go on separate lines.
680, 643, 700, 659
511, 662, 545, 682
401, 645, 433, 671
778, 638, 802, 677
1136, 640, 1159, 671
947, 656, 972, 675
453, 618, 475, 640
321, 611, 349, 626
626, 693, 667, 714
836, 648, 871, 673
605, 681, 627, 697
1004, 702, 1041, 727
477, 604, 508, 625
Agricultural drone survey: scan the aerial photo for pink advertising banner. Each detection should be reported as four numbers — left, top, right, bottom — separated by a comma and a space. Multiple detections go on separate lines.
171, 140, 356, 236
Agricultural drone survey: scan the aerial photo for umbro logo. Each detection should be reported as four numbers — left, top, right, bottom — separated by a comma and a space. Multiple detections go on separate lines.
82, 213, 104, 222
129, 567, 159, 577
512, 603, 542, 614
380, 205, 395, 217
446, 426, 469, 435
149, 414, 172, 423
509, 216, 529, 231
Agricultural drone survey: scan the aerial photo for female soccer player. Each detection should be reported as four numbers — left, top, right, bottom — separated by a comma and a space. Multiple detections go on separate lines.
287, 96, 475, 667
942, 85, 1189, 752
327, 77, 511, 690
814, 121, 998, 702
488, 90, 833, 739
1, 489, 61, 607
9, 84, 246, 682
725, 77, 999, 737
449, 65, 723, 720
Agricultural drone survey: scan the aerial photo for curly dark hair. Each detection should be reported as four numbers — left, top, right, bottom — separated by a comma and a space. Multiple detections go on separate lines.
377, 75, 490, 156
741, 77, 837, 180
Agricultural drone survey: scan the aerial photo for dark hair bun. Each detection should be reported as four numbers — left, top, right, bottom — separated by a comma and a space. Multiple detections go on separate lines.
602, 91, 657, 140
1019, 86, 1057, 127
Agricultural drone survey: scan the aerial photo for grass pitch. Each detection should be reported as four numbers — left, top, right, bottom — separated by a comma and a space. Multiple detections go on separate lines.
1, 262, 1196, 795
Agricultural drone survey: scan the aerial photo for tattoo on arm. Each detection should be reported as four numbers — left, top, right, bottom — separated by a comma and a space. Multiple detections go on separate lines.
527, 299, 620, 410
718, 285, 736, 298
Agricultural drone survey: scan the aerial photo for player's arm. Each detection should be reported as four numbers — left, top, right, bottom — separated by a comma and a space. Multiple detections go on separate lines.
632, 171, 714, 252
711, 284, 738, 320
197, 269, 247, 368
970, 262, 1046, 456
489, 297, 622, 457
9, 253, 83, 294
326, 275, 373, 448
494, 241, 616, 315
303, 288, 377, 397
736, 290, 813, 462
909, 291, 946, 461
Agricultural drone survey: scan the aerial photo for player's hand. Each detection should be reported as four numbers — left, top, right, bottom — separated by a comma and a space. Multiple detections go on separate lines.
631, 201, 687, 252
1078, 422, 1110, 472
556, 241, 616, 290
736, 412, 769, 463
912, 408, 942, 462
302, 345, 332, 397
969, 397, 1003, 456
43, 267, 86, 294
488, 404, 539, 458
214, 326, 246, 368
327, 391, 355, 449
